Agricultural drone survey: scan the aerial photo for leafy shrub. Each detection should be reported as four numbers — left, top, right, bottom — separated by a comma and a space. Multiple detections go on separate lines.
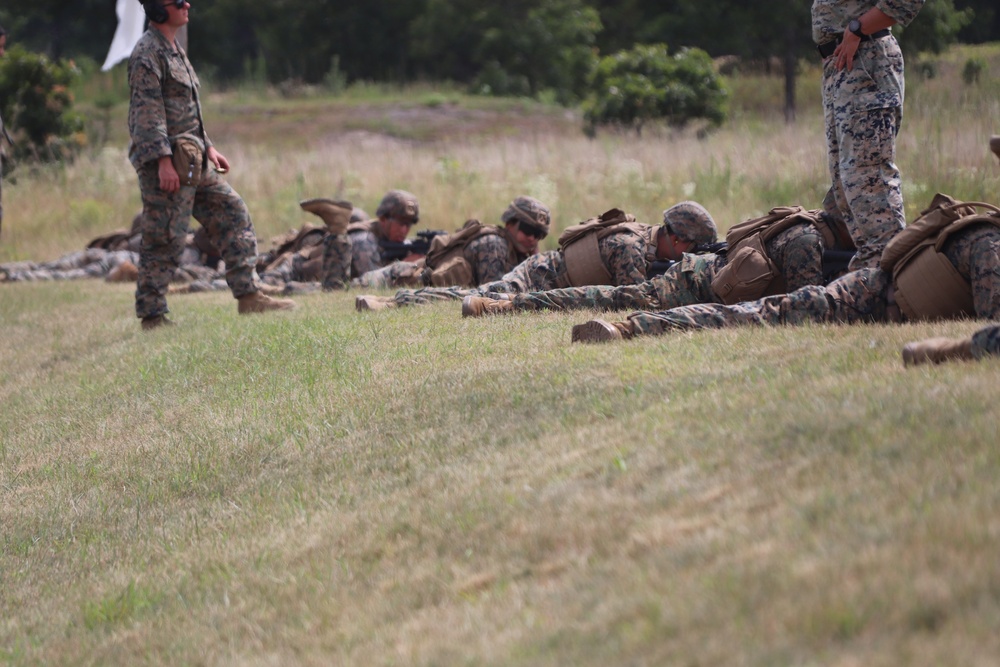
961, 57, 985, 85
0, 46, 86, 164
582, 44, 727, 137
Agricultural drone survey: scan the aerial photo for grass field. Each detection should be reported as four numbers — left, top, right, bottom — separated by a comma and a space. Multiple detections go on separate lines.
2, 45, 1000, 665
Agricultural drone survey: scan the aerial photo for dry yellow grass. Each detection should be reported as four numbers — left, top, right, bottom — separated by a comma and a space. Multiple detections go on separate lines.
2, 45, 1000, 666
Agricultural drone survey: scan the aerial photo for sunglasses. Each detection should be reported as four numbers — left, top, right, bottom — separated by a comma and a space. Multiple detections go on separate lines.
163, 0, 188, 8
519, 222, 546, 240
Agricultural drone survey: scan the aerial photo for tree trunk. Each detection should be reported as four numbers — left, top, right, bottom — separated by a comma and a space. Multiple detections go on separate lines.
783, 25, 797, 124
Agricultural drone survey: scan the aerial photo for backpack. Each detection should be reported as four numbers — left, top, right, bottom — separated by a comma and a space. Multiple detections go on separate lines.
881, 193, 1000, 320
558, 209, 653, 287
421, 219, 504, 287
711, 206, 827, 304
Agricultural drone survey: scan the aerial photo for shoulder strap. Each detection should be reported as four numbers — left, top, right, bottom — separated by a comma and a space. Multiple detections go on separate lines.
558, 208, 635, 249
725, 206, 804, 248
881, 194, 997, 271
424, 220, 498, 269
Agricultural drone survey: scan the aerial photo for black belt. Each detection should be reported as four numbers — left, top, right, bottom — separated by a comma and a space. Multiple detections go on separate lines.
817, 28, 891, 59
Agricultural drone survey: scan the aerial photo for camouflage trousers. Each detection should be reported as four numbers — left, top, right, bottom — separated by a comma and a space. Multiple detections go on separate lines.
352, 260, 424, 290
321, 233, 353, 290
1, 249, 139, 282
391, 250, 570, 307
971, 325, 1000, 358
823, 37, 906, 271
135, 163, 260, 319
511, 253, 721, 313
626, 268, 894, 336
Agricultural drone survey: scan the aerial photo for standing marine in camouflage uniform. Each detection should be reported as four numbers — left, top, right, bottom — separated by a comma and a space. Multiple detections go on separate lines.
814, 0, 925, 270
366, 201, 714, 310
128, 0, 293, 329
463, 202, 852, 317
300, 190, 420, 290
571, 214, 1000, 344
353, 195, 548, 308
902, 136, 1000, 366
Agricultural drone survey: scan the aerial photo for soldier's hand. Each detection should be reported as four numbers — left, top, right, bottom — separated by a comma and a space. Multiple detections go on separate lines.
158, 155, 180, 193
207, 146, 230, 174
834, 33, 860, 71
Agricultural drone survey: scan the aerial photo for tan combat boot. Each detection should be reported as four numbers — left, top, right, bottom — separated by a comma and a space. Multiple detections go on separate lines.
299, 198, 353, 235
571, 319, 634, 343
461, 295, 513, 317
991, 135, 1000, 160
355, 295, 397, 312
237, 291, 297, 314
902, 336, 975, 366
141, 315, 174, 331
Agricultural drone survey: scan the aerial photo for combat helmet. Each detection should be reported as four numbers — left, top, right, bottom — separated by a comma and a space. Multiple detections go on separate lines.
662, 201, 717, 245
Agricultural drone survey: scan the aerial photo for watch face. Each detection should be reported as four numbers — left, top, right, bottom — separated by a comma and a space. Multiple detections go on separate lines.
849, 19, 862, 35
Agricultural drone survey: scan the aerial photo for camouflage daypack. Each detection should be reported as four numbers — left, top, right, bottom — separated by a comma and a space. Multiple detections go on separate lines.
711, 206, 830, 304
881, 193, 1000, 321
421, 219, 504, 287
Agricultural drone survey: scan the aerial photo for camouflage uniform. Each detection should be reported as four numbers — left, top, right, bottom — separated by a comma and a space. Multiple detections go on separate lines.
621, 222, 1000, 337
970, 325, 1000, 358
391, 232, 650, 307
0, 249, 140, 282
351, 229, 529, 290
321, 190, 419, 290
509, 221, 829, 314
128, 28, 260, 320
814, 0, 925, 270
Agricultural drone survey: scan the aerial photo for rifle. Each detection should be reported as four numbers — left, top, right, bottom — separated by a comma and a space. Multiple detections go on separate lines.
822, 249, 856, 284
379, 229, 448, 263
646, 241, 728, 278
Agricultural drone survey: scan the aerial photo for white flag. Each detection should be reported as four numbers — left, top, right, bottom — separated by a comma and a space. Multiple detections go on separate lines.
101, 0, 146, 71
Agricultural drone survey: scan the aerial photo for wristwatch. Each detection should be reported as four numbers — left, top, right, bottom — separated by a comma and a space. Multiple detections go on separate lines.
847, 19, 865, 39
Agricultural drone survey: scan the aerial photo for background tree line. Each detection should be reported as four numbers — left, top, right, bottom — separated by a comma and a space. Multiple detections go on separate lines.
0, 0, 993, 96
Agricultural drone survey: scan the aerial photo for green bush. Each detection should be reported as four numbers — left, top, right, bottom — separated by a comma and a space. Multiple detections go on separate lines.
0, 45, 86, 164
582, 44, 728, 136
961, 57, 986, 85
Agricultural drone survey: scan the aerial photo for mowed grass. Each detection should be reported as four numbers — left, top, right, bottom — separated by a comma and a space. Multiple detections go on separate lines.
3, 45, 1000, 665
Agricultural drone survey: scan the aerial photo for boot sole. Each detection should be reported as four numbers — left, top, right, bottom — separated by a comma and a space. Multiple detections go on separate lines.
571, 320, 623, 344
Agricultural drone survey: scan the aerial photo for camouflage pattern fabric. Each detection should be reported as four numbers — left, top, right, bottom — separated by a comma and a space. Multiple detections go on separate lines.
127, 28, 209, 169
511, 252, 726, 313
465, 232, 529, 284
321, 232, 353, 290
663, 201, 718, 244
388, 230, 651, 307
942, 223, 1000, 321
134, 163, 260, 319
971, 325, 1000, 358
128, 27, 262, 318
768, 222, 827, 291
351, 259, 424, 289
811, 0, 925, 44
390, 250, 567, 306
321, 226, 391, 290
625, 268, 893, 337
621, 224, 1000, 337
814, 1, 924, 271
351, 230, 528, 290
509, 221, 828, 313
1, 249, 139, 282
